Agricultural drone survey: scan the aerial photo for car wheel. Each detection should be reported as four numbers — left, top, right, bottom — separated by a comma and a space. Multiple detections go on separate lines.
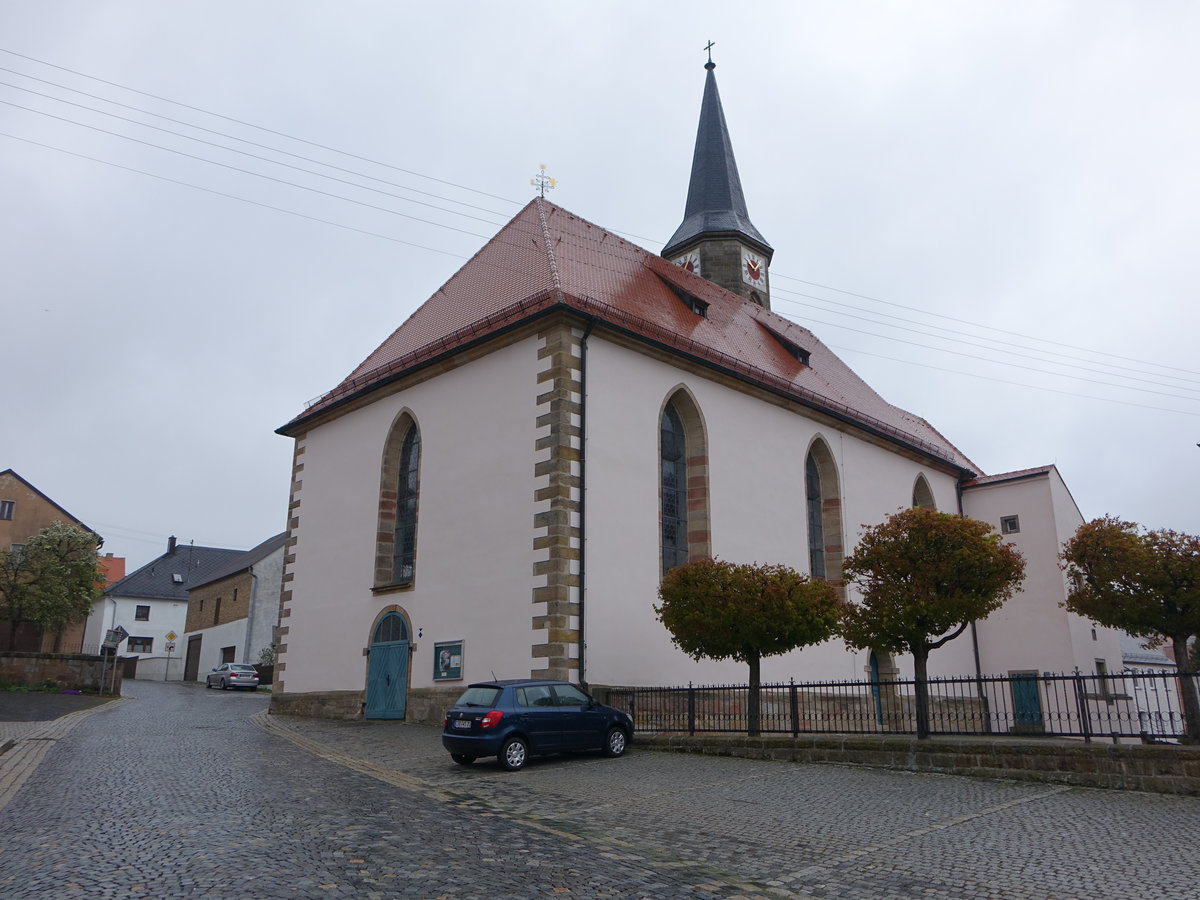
603, 726, 628, 758
205, 680, 212, 689
451, 753, 476, 766
220, 679, 228, 691
499, 736, 528, 771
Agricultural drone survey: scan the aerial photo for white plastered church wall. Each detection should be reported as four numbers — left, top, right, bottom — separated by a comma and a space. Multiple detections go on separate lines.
581, 336, 965, 687
280, 336, 543, 695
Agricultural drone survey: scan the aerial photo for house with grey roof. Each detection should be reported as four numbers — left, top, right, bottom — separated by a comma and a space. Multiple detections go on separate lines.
86, 536, 243, 680
181, 531, 286, 682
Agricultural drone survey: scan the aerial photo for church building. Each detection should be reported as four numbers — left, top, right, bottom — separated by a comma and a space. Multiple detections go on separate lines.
271, 61, 1121, 722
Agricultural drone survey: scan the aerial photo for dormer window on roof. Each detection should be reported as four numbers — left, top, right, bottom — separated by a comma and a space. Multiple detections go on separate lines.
759, 322, 810, 366
172, 573, 184, 583
668, 283, 709, 319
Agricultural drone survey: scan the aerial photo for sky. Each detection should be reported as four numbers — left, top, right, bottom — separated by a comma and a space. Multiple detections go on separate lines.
2, 2, 1197, 571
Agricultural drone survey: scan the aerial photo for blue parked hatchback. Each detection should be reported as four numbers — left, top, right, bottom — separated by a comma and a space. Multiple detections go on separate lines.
442, 679, 633, 771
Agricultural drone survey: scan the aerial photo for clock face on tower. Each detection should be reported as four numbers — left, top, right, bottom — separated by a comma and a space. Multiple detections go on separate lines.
741, 248, 765, 286
673, 249, 701, 277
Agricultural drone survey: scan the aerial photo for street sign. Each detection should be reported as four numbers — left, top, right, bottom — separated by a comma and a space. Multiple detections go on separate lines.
165, 642, 176, 653
165, 631, 178, 641
102, 626, 129, 651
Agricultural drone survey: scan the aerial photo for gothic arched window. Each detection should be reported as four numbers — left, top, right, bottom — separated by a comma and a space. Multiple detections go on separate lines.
804, 438, 844, 587
912, 474, 936, 510
659, 390, 710, 576
375, 413, 421, 589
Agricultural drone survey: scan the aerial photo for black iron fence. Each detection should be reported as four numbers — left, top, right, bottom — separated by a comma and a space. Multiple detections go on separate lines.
608, 670, 1197, 742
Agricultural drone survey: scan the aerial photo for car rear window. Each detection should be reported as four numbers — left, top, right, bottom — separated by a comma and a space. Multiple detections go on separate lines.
229, 665, 256, 672
454, 686, 501, 708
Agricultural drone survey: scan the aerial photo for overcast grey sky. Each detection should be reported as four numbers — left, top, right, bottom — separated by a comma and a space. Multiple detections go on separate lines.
3, 2, 1197, 570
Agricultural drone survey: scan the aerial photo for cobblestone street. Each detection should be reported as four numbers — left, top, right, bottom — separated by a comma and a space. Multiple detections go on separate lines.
2, 680, 1198, 899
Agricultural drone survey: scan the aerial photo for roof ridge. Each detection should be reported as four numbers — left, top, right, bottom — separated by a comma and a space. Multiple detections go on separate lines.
533, 197, 565, 300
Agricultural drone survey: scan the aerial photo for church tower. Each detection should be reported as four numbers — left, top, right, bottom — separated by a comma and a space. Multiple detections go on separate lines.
662, 56, 774, 309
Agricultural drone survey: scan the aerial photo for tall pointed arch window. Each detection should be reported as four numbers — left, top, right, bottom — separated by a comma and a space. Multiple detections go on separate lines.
659, 390, 710, 576
375, 413, 421, 589
805, 453, 826, 579
804, 438, 844, 588
912, 475, 936, 510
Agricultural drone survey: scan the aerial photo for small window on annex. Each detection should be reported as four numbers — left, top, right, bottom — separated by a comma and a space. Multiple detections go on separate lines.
1000, 515, 1020, 535
375, 413, 421, 589
135, 605, 150, 621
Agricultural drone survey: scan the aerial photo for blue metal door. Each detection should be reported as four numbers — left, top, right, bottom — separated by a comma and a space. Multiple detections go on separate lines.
1010, 673, 1043, 733
366, 613, 410, 719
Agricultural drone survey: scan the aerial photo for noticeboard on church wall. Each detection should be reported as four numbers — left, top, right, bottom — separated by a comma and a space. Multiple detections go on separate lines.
433, 640, 463, 681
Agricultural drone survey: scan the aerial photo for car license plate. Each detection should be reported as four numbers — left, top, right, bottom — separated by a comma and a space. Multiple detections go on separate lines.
453, 720, 471, 730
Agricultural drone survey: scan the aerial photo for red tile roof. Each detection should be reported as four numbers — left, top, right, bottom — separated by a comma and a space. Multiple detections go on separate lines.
281, 199, 979, 473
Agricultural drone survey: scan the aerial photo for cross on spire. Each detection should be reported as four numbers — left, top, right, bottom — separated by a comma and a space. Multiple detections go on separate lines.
704, 40, 715, 68
530, 164, 557, 198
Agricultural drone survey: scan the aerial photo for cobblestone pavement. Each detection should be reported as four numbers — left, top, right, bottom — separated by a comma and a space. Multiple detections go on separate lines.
2, 681, 1198, 899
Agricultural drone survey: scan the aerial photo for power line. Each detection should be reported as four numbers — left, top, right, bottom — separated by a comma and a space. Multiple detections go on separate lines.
829, 344, 1200, 418
772, 291, 1200, 394
0, 66, 515, 221
0, 99, 497, 240
3, 47, 1191, 388
7, 125, 1196, 414
0, 131, 475, 259
774, 271, 1200, 379
0, 46, 524, 207
793, 312, 1198, 403
4, 55, 1195, 412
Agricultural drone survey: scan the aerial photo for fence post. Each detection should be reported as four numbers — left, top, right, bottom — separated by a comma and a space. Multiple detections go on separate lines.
1073, 669, 1092, 743
790, 679, 799, 737
688, 682, 696, 736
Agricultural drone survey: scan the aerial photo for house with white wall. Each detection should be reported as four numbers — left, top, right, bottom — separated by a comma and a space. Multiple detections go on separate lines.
89, 536, 243, 680
181, 532, 286, 681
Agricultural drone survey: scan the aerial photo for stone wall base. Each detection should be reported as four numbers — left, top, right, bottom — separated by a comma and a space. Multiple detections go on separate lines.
638, 733, 1200, 796
270, 690, 363, 719
0, 651, 123, 694
268, 686, 463, 724
404, 686, 462, 725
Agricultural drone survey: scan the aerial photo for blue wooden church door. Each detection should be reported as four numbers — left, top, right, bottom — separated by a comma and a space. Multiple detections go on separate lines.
365, 613, 409, 719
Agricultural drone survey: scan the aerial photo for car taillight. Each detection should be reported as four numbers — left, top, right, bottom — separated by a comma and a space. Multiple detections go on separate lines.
480, 710, 503, 730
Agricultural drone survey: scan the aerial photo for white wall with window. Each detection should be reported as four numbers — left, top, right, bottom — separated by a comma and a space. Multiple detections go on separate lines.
94, 596, 189, 681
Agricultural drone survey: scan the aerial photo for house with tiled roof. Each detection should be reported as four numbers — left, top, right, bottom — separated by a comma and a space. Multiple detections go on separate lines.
87, 536, 244, 680
271, 60, 1121, 722
0, 468, 116, 653
181, 531, 286, 681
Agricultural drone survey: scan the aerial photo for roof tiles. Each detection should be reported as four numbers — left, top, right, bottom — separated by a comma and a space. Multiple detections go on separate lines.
283, 199, 978, 473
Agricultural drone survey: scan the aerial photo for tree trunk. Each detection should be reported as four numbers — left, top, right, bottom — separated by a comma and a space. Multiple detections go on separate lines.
1172, 634, 1200, 743
913, 649, 931, 740
747, 653, 761, 737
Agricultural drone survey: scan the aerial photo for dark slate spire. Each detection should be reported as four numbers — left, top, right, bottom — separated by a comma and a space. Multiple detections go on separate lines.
662, 60, 771, 260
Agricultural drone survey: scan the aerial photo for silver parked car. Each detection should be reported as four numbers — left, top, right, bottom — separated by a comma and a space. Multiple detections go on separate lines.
205, 663, 260, 691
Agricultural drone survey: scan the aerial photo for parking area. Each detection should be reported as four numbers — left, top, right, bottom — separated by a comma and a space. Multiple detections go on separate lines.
4, 680, 1199, 899
263, 712, 1200, 899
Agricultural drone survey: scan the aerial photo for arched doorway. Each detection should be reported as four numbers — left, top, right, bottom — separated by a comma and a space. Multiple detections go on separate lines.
365, 611, 410, 719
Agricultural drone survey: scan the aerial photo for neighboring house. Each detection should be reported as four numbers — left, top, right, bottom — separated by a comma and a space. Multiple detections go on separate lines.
1121, 633, 1184, 741
271, 61, 1122, 723
90, 536, 243, 680
0, 468, 112, 653
960, 467, 1123, 680
181, 532, 286, 681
